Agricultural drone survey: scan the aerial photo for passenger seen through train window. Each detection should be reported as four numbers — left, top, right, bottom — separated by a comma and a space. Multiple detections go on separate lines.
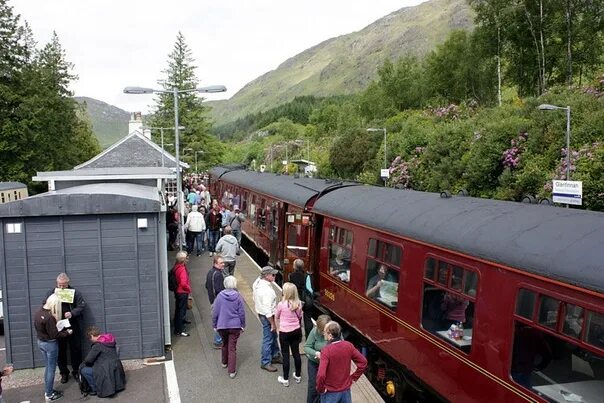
365, 262, 399, 309
329, 246, 350, 282
511, 322, 604, 399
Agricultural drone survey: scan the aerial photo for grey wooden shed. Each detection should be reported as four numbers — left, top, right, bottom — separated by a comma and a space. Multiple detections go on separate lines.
0, 183, 167, 368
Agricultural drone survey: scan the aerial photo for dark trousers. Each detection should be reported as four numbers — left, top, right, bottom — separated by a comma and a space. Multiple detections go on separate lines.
223, 260, 236, 276
278, 327, 302, 380
307, 360, 320, 403
186, 231, 205, 254
302, 308, 314, 339
58, 333, 82, 376
218, 328, 242, 374
208, 230, 220, 252
174, 293, 188, 334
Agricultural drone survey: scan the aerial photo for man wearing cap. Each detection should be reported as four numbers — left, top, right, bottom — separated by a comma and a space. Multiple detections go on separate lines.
229, 205, 245, 248
253, 266, 282, 372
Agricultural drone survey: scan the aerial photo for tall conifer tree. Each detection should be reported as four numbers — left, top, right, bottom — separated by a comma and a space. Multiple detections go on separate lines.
149, 32, 223, 170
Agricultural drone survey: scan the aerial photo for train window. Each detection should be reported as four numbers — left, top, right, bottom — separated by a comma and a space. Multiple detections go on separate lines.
368, 239, 377, 257
329, 226, 336, 241
437, 261, 449, 285
538, 296, 560, 329
329, 226, 352, 283
562, 304, 584, 339
1, 194, 4, 203
386, 244, 402, 266
515, 289, 537, 320
365, 259, 399, 310
586, 311, 604, 350
345, 231, 353, 248
511, 321, 604, 399
463, 271, 478, 296
424, 258, 436, 280
451, 266, 463, 290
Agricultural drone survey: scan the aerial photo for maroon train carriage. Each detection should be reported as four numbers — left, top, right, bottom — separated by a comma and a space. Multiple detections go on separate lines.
208, 167, 355, 279
209, 167, 604, 403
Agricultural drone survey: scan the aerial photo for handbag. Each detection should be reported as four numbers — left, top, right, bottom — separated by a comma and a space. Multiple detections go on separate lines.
187, 296, 193, 310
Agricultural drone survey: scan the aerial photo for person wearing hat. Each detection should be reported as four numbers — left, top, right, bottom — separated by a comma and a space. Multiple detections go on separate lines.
229, 205, 245, 248
253, 266, 282, 372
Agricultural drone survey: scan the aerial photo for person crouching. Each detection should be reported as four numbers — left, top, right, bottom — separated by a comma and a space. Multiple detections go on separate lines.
79, 326, 126, 398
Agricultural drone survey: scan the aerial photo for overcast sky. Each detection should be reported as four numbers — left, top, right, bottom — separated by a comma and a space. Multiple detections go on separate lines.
12, 0, 425, 113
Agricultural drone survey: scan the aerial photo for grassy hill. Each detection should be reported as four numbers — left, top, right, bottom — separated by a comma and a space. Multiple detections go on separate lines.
75, 96, 130, 148
209, 0, 474, 126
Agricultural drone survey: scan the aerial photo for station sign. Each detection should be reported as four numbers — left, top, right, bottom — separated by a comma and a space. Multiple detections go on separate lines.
552, 180, 582, 205
380, 169, 390, 179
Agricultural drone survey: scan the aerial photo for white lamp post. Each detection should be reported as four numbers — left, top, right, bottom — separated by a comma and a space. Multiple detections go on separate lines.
367, 128, 388, 186
124, 85, 227, 251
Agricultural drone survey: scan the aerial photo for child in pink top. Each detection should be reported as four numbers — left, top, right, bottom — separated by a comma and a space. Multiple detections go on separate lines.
275, 283, 303, 387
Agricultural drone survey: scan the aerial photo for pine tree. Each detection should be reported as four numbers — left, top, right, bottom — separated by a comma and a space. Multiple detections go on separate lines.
0, 0, 29, 182
149, 32, 223, 171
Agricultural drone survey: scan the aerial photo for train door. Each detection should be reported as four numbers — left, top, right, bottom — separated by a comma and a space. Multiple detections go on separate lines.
283, 211, 312, 280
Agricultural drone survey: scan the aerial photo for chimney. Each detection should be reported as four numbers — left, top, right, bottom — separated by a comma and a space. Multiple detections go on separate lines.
143, 128, 152, 139
129, 112, 143, 135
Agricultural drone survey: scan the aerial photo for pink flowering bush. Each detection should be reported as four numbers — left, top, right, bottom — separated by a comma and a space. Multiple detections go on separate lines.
501, 131, 529, 169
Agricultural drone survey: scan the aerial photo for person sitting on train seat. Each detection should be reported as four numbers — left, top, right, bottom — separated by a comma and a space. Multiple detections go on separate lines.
441, 292, 469, 328
511, 324, 553, 389
329, 248, 349, 282
366, 265, 398, 307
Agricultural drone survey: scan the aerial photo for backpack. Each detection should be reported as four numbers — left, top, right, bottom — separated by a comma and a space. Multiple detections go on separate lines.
168, 266, 178, 292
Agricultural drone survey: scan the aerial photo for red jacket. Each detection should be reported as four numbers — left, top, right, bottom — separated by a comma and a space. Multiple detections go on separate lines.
174, 263, 191, 294
316, 339, 367, 393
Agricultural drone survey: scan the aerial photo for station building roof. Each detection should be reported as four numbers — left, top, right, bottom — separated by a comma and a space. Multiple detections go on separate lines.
313, 186, 604, 293
0, 183, 162, 217
74, 131, 189, 170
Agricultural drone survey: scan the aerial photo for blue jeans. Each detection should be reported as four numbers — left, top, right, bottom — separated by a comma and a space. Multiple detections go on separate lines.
37, 339, 59, 396
208, 230, 220, 252
320, 389, 352, 403
80, 365, 96, 393
232, 229, 242, 246
307, 360, 320, 403
259, 315, 280, 366
187, 231, 205, 254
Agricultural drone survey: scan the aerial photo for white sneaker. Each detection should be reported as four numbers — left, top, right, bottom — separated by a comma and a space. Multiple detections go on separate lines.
277, 376, 289, 387
209, 252, 213, 257
293, 374, 301, 383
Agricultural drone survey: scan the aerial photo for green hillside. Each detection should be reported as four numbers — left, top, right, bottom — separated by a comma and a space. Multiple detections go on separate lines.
210, 0, 473, 126
75, 96, 130, 148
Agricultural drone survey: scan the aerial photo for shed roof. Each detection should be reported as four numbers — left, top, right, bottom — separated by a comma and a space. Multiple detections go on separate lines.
33, 167, 175, 182
218, 169, 357, 209
0, 183, 162, 217
313, 186, 604, 293
74, 131, 189, 170
0, 182, 26, 191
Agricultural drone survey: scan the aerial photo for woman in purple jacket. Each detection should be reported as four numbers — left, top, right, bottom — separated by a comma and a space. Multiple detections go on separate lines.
212, 276, 246, 379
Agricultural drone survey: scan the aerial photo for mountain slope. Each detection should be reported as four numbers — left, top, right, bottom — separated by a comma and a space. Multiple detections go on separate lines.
210, 0, 473, 125
75, 96, 130, 148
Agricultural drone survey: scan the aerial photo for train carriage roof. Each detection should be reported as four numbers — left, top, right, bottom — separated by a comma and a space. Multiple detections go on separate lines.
313, 186, 604, 293
216, 169, 357, 209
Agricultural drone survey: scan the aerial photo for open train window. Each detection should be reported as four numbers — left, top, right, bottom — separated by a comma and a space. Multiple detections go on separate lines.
328, 225, 352, 283
364, 239, 401, 311
421, 258, 478, 354
510, 321, 604, 400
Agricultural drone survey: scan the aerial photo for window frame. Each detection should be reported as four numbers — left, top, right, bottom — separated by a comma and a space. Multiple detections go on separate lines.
327, 224, 354, 283
513, 286, 604, 355
364, 237, 403, 311
423, 256, 478, 303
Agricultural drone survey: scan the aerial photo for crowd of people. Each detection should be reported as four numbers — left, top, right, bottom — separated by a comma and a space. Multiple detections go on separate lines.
170, 244, 368, 403
32, 273, 126, 401
166, 176, 245, 260
166, 176, 369, 402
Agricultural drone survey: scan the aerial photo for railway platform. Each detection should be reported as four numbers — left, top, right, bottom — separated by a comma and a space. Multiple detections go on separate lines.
0, 247, 382, 403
